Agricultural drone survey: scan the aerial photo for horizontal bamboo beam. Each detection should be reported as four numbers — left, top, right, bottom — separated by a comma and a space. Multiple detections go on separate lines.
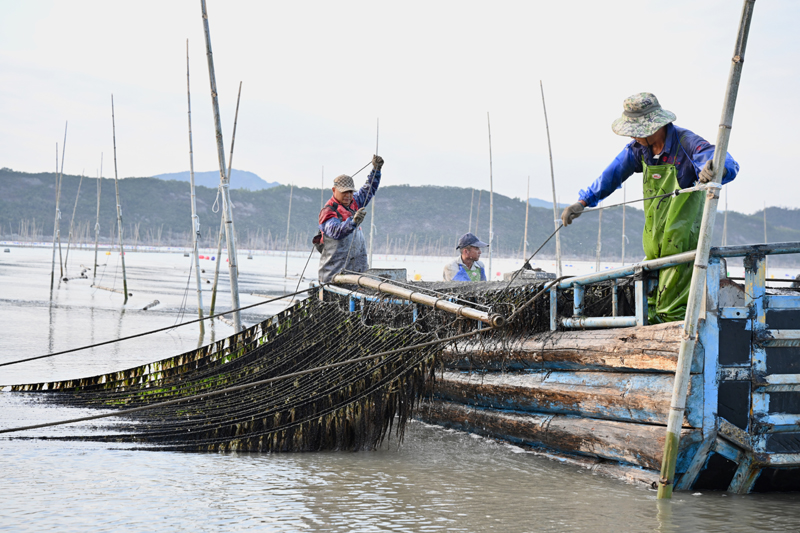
557, 250, 697, 289
441, 322, 697, 373
332, 273, 505, 327
433, 370, 702, 427
418, 400, 702, 471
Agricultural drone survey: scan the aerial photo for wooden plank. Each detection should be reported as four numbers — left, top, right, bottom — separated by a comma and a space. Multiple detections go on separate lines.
433, 371, 703, 428
417, 400, 702, 471
441, 322, 700, 373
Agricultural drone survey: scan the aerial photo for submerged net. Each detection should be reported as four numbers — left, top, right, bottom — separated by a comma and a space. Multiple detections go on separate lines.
9, 276, 632, 452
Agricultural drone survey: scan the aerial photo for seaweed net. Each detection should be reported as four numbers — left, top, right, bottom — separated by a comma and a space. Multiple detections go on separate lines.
8, 276, 632, 452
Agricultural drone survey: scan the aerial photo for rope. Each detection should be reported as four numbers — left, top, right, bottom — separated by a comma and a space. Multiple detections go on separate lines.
0, 285, 322, 369
583, 181, 720, 214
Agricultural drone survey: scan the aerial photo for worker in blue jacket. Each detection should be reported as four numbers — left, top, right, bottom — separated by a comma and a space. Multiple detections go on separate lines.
560, 93, 739, 323
443, 233, 488, 281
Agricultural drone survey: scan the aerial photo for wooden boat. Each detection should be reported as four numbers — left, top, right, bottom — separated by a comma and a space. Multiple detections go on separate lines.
332, 242, 800, 493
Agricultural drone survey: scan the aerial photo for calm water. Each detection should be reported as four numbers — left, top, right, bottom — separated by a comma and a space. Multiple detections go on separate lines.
1, 246, 799, 532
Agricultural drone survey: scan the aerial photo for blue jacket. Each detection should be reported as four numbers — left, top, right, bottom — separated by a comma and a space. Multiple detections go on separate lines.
578, 124, 739, 208
320, 169, 381, 239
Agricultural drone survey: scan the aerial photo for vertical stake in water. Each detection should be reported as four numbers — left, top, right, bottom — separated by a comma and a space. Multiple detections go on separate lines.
201, 0, 241, 331
63, 172, 84, 275
486, 112, 494, 279
523, 176, 530, 261
658, 0, 755, 499
210, 81, 241, 318
110, 95, 129, 304
540, 81, 562, 278
368, 118, 379, 266
284, 183, 294, 278
56, 123, 67, 280
93, 154, 102, 284
186, 39, 205, 335
49, 138, 63, 295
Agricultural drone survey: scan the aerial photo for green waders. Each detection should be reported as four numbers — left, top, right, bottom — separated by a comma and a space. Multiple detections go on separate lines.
641, 139, 705, 323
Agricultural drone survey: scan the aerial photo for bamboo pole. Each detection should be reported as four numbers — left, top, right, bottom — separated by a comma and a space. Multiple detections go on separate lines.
49, 139, 63, 295
540, 81, 562, 277
333, 273, 505, 327
110, 95, 129, 304
201, 0, 241, 331
595, 200, 603, 272
657, 0, 755, 499
468, 188, 474, 235
284, 183, 293, 278
475, 190, 482, 235
63, 172, 84, 275
210, 79, 243, 316
523, 176, 530, 261
57, 123, 67, 279
487, 112, 494, 279
186, 39, 205, 335
369, 118, 379, 266
93, 155, 102, 284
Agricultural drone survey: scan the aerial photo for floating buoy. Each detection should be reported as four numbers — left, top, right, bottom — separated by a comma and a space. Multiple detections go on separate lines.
3, 248, 9, 253
413, 273, 422, 281
106, 251, 111, 255
184, 252, 190, 257
142, 300, 160, 311
211, 256, 216, 261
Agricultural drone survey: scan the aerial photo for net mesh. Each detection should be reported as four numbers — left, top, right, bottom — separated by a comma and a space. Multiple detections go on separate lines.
9, 277, 632, 452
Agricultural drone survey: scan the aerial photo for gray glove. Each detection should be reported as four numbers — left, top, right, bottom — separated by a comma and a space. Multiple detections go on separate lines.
699, 160, 724, 183
372, 154, 384, 170
561, 202, 585, 226
352, 208, 367, 226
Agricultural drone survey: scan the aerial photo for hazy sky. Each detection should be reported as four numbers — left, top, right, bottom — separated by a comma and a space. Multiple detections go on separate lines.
1, 1, 797, 214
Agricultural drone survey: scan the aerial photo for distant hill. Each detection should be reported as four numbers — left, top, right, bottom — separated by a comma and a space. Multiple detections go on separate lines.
152, 169, 279, 191
529, 198, 568, 209
3, 167, 800, 265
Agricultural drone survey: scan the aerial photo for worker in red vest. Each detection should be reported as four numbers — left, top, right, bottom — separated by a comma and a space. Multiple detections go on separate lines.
317, 155, 383, 283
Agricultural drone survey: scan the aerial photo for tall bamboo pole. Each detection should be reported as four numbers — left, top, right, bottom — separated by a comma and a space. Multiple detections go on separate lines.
111, 95, 129, 304
49, 141, 62, 295
57, 123, 67, 279
186, 39, 205, 335
284, 183, 294, 278
210, 80, 242, 317
468, 188, 474, 234
368, 118, 379, 266
657, 0, 755, 499
63, 172, 84, 274
93, 154, 103, 284
595, 200, 603, 272
540, 81, 562, 277
201, 0, 241, 331
487, 112, 494, 279
523, 176, 530, 261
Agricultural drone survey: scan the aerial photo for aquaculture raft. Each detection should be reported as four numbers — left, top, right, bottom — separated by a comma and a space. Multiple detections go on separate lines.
408, 243, 800, 493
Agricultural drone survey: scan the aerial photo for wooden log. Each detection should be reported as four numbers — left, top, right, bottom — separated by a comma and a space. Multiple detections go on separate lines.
433, 370, 702, 427
418, 400, 702, 471
442, 322, 703, 373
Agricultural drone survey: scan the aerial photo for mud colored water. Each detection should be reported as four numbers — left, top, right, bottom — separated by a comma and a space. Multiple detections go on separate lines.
1, 246, 799, 532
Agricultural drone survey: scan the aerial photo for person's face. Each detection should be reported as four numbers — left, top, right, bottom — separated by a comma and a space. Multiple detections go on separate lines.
463, 245, 482, 261
631, 126, 665, 148
332, 187, 353, 205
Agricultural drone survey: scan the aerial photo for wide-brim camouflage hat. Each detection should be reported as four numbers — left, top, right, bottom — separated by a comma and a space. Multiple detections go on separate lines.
333, 174, 356, 192
611, 93, 676, 138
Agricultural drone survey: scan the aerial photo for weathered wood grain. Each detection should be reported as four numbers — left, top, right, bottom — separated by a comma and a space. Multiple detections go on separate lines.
432, 370, 703, 427
417, 400, 702, 471
442, 322, 704, 373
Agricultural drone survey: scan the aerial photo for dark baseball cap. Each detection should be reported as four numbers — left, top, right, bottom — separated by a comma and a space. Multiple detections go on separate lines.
456, 232, 489, 250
